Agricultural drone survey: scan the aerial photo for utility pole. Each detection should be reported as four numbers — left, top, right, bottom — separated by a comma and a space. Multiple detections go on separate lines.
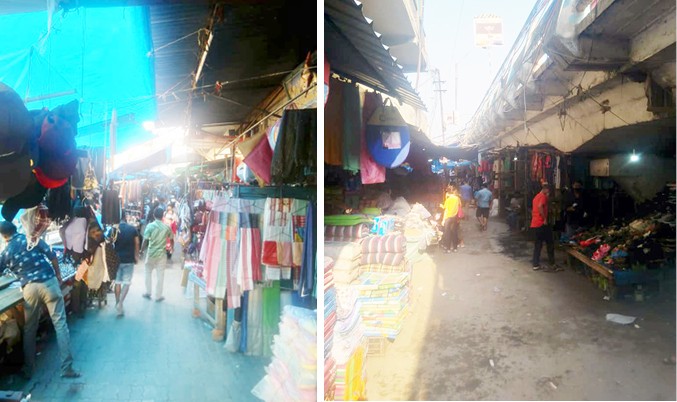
432, 68, 447, 145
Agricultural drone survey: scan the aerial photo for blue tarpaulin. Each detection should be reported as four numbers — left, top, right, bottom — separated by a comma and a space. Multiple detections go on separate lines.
0, 7, 157, 153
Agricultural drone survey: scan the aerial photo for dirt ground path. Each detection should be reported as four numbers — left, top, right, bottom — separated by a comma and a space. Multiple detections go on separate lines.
366, 220, 676, 401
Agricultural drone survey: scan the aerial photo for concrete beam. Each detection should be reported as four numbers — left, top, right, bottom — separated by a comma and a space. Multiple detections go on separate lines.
565, 35, 630, 71
630, 4, 677, 63
494, 80, 655, 152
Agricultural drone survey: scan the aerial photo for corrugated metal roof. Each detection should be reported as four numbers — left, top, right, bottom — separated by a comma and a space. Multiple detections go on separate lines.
325, 0, 426, 110
149, 1, 316, 127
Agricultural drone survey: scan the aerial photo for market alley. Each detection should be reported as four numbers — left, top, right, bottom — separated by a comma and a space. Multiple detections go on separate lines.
366, 221, 676, 401
0, 263, 268, 402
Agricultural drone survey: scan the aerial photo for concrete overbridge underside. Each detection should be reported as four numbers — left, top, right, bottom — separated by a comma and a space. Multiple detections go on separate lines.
471, 0, 675, 153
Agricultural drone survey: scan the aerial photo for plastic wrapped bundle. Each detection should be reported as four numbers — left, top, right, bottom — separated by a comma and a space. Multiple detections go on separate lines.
252, 306, 317, 402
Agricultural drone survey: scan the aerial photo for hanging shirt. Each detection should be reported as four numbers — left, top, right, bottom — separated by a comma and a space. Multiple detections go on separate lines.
0, 234, 56, 287
531, 192, 548, 228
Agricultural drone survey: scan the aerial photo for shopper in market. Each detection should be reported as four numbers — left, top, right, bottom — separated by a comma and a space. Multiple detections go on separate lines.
563, 181, 588, 239
459, 180, 473, 208
474, 182, 493, 231
440, 185, 461, 253
0, 221, 80, 379
140, 207, 173, 302
114, 210, 140, 316
531, 184, 559, 271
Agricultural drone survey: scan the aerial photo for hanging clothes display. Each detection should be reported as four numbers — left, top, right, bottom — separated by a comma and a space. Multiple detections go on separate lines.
342, 82, 361, 173
46, 183, 72, 221
325, 78, 345, 167
270, 109, 317, 185
101, 188, 121, 225
300, 201, 315, 298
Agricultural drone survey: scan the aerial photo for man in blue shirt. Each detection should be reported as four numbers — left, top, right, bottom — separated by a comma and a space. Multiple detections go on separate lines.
0, 221, 79, 379
459, 181, 473, 208
474, 183, 493, 231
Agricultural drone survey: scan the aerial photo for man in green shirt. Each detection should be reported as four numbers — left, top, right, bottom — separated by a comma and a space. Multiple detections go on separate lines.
141, 208, 173, 302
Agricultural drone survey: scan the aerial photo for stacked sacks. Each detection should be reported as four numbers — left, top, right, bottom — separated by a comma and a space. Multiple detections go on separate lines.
324, 257, 338, 400
360, 234, 407, 274
332, 283, 367, 401
325, 242, 362, 285
252, 306, 317, 402
354, 272, 410, 339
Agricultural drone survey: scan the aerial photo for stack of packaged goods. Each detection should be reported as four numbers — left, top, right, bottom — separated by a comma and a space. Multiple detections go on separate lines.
332, 281, 368, 400
252, 306, 317, 402
325, 242, 362, 285
354, 272, 410, 339
324, 257, 337, 400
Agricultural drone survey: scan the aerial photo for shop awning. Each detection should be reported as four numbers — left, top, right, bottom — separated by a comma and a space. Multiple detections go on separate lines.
325, 0, 426, 110
111, 146, 171, 175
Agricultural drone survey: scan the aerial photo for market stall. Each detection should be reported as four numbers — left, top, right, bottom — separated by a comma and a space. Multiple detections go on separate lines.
563, 184, 675, 299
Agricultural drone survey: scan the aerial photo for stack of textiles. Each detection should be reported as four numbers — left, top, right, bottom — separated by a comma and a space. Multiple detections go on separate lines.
324, 214, 372, 242
359, 234, 407, 274
354, 272, 410, 339
325, 242, 362, 285
252, 306, 317, 402
332, 283, 367, 401
324, 257, 337, 400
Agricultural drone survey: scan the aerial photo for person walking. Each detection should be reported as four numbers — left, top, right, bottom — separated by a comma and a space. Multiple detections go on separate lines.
0, 221, 80, 379
474, 183, 493, 231
141, 208, 173, 302
440, 185, 461, 253
459, 181, 473, 208
114, 211, 140, 316
531, 184, 557, 271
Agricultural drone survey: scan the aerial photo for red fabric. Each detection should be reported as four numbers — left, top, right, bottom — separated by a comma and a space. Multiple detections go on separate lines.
33, 167, 68, 189
242, 134, 273, 184
359, 92, 385, 184
262, 241, 278, 266
531, 192, 548, 228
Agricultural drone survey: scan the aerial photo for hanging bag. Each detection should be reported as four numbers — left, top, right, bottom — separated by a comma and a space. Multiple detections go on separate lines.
365, 98, 411, 168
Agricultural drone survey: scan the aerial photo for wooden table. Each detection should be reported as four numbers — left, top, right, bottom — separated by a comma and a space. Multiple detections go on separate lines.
565, 248, 617, 297
0, 275, 22, 315
187, 271, 226, 342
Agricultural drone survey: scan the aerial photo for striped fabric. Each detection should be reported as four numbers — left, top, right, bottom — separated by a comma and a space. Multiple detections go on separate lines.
359, 261, 407, 274
361, 234, 406, 254
324, 224, 370, 242
359, 234, 406, 266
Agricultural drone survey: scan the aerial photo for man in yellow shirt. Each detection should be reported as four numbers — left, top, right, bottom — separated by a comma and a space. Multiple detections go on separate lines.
440, 185, 461, 253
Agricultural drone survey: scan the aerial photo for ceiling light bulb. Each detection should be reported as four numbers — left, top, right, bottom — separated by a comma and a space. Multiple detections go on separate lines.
630, 149, 639, 162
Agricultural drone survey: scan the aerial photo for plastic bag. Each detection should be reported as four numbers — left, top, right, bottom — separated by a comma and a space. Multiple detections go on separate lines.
224, 321, 242, 353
